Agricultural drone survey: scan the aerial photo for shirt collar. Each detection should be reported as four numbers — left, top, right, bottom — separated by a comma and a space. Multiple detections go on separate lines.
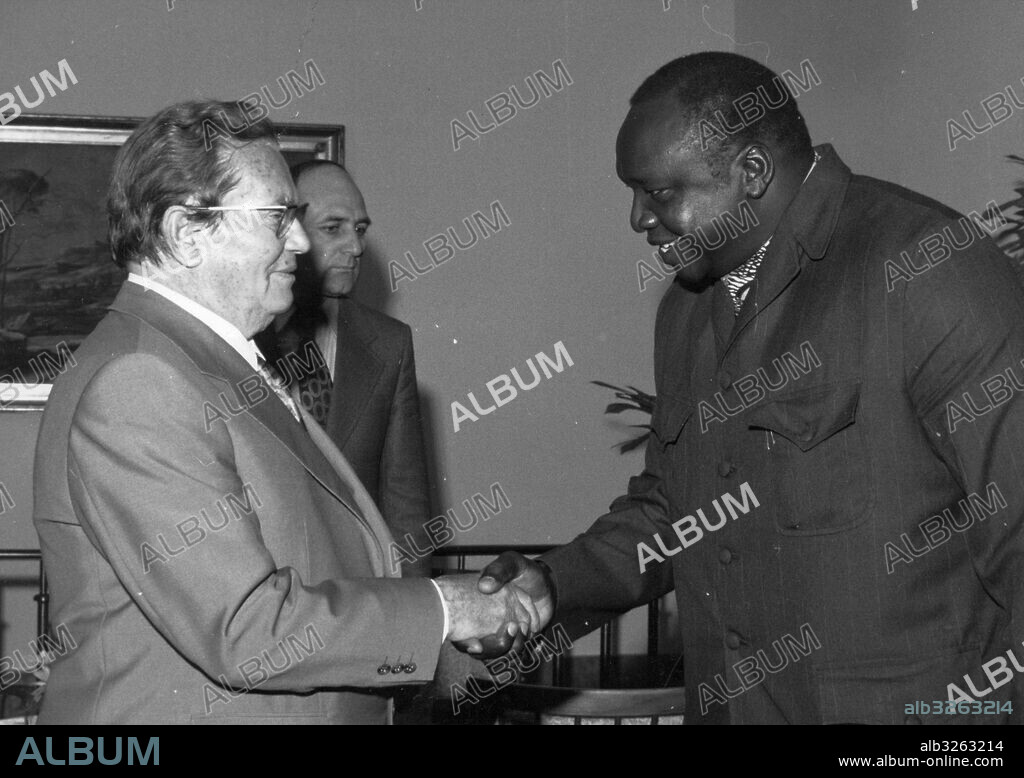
127, 273, 263, 370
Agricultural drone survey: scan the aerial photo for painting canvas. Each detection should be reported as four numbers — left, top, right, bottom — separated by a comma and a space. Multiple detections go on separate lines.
0, 114, 342, 409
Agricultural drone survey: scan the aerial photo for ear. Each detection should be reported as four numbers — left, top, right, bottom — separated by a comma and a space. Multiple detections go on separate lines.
160, 205, 205, 269
739, 144, 774, 199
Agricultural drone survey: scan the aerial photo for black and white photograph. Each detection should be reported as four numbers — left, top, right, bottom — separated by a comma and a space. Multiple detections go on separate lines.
0, 0, 1021, 765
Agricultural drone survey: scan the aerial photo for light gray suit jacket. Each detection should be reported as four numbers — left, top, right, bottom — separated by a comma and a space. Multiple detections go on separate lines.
33, 282, 442, 724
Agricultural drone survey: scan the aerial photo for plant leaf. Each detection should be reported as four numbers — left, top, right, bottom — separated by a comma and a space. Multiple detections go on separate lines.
605, 402, 641, 414
595, 378, 657, 455
619, 434, 650, 453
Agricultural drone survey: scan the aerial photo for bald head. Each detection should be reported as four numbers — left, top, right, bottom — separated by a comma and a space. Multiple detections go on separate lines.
294, 163, 370, 297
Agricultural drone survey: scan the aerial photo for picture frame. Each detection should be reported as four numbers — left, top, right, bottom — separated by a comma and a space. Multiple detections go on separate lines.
0, 113, 343, 410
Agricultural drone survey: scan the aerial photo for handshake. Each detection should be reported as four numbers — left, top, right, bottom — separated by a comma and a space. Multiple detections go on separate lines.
434, 552, 555, 658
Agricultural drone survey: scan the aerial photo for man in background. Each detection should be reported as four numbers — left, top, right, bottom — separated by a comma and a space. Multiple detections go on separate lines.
258, 160, 433, 577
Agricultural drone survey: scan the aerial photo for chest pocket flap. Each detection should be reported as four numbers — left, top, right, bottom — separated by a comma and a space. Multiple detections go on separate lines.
746, 381, 861, 451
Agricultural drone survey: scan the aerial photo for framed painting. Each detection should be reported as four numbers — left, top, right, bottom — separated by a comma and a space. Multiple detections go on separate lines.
0, 113, 343, 410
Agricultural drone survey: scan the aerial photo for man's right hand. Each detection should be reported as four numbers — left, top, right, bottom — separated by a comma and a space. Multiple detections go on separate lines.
433, 573, 540, 655
451, 552, 556, 657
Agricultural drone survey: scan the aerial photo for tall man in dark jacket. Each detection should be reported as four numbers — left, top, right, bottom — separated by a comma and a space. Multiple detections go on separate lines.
473, 51, 1024, 724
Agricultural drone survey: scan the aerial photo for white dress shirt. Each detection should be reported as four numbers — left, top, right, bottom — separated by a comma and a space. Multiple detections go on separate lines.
316, 302, 339, 382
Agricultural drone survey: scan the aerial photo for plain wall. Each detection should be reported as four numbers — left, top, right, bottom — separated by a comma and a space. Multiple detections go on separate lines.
0, 0, 736, 659
735, 0, 1024, 216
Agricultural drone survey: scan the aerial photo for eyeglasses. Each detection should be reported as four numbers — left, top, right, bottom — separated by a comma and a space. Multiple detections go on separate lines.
186, 203, 308, 239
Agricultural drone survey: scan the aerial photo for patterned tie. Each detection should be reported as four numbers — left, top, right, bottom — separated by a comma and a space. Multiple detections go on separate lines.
294, 336, 333, 426
722, 239, 771, 314
256, 356, 302, 423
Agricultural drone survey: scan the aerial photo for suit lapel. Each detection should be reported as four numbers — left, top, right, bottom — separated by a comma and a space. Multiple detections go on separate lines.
329, 299, 384, 450
111, 283, 380, 568
297, 400, 396, 577
711, 281, 737, 364
658, 284, 712, 401
720, 239, 802, 359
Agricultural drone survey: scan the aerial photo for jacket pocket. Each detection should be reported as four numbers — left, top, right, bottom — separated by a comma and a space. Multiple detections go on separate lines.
746, 380, 873, 535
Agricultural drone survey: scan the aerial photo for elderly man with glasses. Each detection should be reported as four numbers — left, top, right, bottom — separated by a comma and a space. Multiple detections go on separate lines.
32, 100, 547, 725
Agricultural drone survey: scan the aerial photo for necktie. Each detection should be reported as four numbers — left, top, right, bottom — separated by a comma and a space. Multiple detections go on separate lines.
722, 239, 771, 314
256, 356, 302, 423
294, 336, 333, 425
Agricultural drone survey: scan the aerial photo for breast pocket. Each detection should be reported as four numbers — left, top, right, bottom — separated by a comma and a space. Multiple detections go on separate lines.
745, 380, 873, 535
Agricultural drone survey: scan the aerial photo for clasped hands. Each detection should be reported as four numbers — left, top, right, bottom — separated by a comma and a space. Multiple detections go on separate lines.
435, 552, 554, 658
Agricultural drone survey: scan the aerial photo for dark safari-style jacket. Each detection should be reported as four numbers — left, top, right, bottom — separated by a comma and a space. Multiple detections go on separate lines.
545, 145, 1024, 724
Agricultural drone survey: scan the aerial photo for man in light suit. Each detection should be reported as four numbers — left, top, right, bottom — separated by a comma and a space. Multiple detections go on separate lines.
257, 161, 434, 578
477, 52, 1024, 724
31, 100, 540, 724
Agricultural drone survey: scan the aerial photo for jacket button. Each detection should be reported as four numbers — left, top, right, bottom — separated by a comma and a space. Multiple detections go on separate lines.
718, 461, 735, 477
377, 665, 390, 675
719, 548, 733, 564
404, 663, 417, 674
725, 631, 742, 650
390, 664, 404, 674
718, 371, 732, 390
